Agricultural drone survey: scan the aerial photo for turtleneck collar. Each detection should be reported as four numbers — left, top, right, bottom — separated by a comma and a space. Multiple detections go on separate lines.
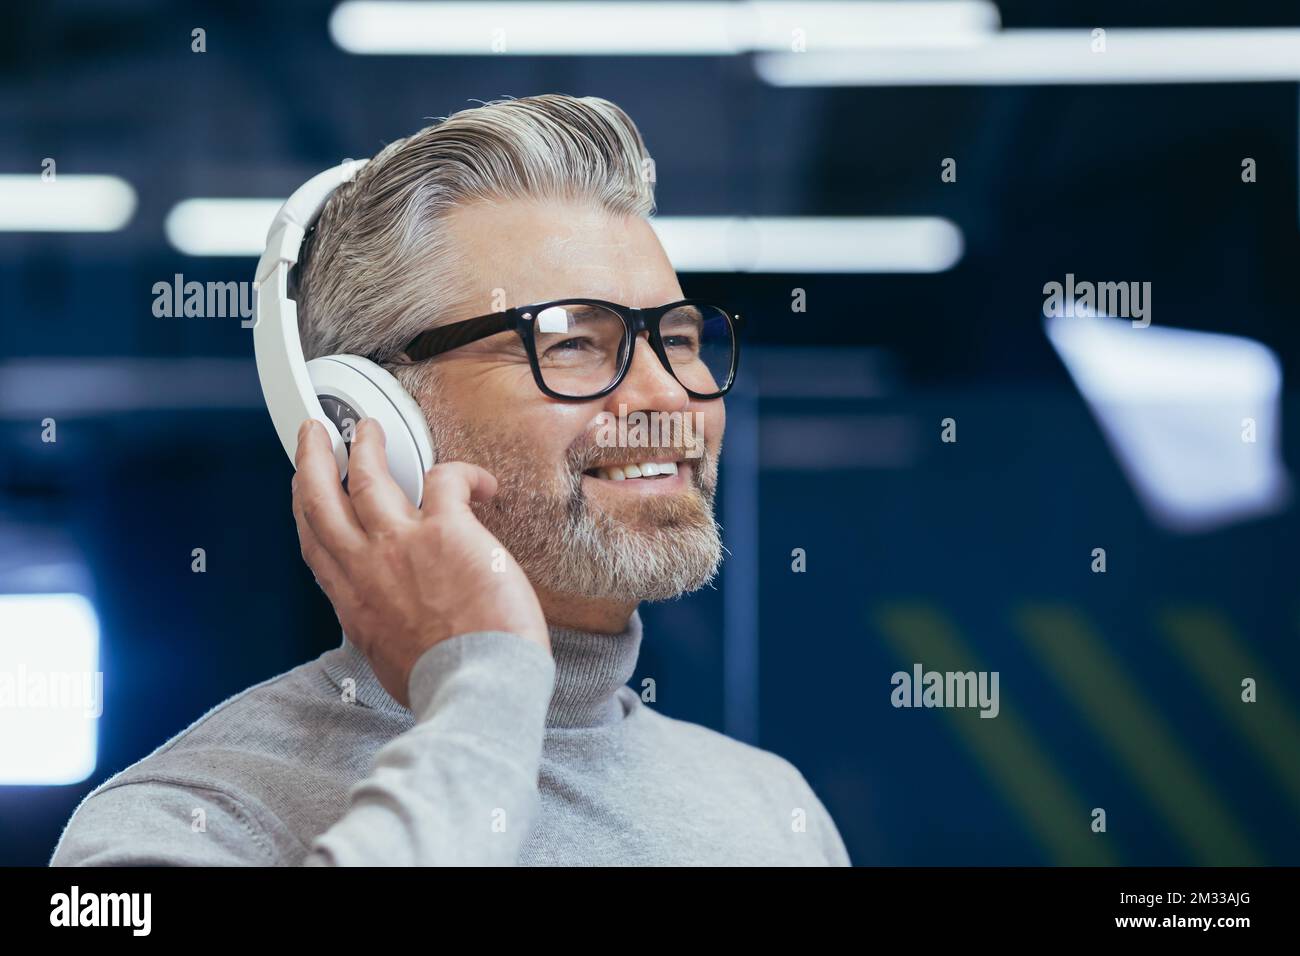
324, 610, 643, 730
545, 610, 642, 728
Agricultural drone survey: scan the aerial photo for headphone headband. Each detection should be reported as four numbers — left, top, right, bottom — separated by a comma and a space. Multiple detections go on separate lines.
252, 157, 434, 507
254, 160, 367, 287
252, 160, 369, 478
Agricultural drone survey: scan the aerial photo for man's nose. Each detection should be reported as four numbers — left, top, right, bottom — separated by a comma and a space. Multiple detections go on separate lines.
607, 331, 689, 413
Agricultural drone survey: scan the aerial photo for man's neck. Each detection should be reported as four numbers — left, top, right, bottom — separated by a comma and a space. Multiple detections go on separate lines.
536, 588, 638, 635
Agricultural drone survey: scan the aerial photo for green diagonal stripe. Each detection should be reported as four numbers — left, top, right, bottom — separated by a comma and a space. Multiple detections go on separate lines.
876, 603, 1116, 865
1015, 604, 1262, 865
1160, 606, 1300, 817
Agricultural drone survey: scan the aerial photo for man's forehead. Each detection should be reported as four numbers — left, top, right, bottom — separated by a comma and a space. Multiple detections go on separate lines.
448, 198, 681, 307
537, 233, 676, 297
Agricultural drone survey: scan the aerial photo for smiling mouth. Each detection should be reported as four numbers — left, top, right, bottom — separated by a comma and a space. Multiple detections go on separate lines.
583, 459, 683, 482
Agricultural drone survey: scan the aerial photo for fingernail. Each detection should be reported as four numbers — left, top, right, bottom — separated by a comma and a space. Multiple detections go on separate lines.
298, 419, 313, 441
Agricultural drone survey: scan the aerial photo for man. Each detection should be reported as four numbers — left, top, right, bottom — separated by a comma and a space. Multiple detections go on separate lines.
51, 94, 849, 866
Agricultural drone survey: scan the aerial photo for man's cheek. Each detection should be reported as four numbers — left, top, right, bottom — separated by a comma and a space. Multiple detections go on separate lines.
702, 404, 724, 454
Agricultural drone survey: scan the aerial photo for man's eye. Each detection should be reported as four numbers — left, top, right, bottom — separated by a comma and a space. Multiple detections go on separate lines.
664, 334, 698, 351
543, 336, 596, 357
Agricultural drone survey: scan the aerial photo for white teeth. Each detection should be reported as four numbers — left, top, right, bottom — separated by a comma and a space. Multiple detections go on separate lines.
591, 461, 681, 480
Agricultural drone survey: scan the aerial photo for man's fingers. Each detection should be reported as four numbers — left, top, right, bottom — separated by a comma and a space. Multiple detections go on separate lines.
346, 418, 418, 533
294, 419, 367, 561
291, 489, 358, 608
420, 461, 499, 515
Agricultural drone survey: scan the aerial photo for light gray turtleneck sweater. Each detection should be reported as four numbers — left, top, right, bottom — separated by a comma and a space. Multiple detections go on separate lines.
50, 612, 850, 865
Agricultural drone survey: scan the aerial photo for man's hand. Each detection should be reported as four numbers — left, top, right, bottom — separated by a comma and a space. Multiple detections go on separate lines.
291, 417, 550, 707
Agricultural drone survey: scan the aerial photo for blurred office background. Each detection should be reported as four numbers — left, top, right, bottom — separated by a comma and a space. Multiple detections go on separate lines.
3, 0, 1300, 865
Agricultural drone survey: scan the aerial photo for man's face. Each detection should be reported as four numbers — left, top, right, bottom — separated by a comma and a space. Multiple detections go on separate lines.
409, 197, 726, 603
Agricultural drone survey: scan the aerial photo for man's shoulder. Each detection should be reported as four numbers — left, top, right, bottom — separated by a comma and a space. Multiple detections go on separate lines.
628, 696, 811, 792
52, 646, 402, 865
81, 646, 401, 815
626, 699, 852, 864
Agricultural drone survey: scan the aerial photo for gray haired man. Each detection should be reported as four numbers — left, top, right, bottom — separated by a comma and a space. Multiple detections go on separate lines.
52, 94, 850, 866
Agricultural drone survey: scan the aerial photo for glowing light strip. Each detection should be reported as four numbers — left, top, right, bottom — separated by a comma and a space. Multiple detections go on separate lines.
0, 175, 136, 232
756, 28, 1300, 86
329, 1, 999, 55
166, 200, 965, 273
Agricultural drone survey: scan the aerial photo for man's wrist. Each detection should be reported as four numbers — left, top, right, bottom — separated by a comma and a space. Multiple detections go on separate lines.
407, 631, 556, 745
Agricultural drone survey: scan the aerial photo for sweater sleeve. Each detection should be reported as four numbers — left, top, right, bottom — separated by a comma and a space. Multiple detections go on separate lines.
306, 631, 555, 866
50, 631, 555, 867
49, 781, 286, 865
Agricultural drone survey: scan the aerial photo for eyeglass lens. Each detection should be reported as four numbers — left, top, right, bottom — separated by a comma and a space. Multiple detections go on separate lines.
531, 301, 734, 398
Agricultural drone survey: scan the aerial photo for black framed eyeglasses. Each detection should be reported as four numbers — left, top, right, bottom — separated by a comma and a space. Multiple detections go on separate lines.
384, 298, 743, 401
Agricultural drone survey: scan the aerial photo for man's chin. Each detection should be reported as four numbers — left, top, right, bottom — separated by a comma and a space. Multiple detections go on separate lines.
480, 492, 722, 604
578, 465, 711, 531
566, 499, 723, 603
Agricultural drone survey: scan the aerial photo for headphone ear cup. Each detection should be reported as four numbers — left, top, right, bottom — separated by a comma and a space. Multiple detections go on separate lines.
304, 355, 435, 507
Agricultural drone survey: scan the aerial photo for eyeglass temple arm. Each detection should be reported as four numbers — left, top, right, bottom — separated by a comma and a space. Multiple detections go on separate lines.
396, 312, 516, 363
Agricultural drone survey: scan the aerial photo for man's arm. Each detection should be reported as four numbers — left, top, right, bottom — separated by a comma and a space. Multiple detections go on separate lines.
52, 630, 554, 867
51, 782, 280, 866
57, 419, 559, 866
306, 630, 552, 865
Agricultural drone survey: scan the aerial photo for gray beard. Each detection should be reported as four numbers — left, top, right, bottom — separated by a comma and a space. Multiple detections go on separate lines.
417, 387, 724, 604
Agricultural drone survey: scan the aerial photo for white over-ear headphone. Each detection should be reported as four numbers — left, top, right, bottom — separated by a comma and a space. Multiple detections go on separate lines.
252, 161, 435, 506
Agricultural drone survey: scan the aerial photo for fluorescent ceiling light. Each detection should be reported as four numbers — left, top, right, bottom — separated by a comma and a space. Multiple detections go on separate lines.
649, 216, 964, 273
165, 200, 965, 273
0, 175, 135, 232
329, 1, 998, 55
757, 28, 1300, 85
1046, 313, 1290, 533
165, 199, 282, 257
745, 1, 997, 50
0, 593, 101, 785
